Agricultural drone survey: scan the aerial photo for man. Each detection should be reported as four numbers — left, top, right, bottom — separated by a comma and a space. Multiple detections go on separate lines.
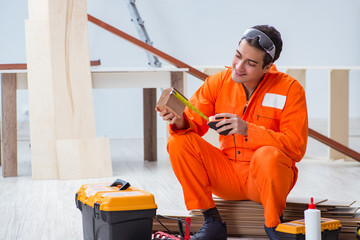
156, 25, 308, 240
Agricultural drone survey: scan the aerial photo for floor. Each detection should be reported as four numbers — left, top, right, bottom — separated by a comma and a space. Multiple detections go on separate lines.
0, 119, 359, 240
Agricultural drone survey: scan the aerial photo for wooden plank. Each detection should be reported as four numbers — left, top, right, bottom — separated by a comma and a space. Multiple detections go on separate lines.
156, 88, 186, 119
317, 199, 356, 207
56, 138, 112, 179
25, 19, 59, 179
143, 88, 157, 161
1, 73, 17, 177
286, 196, 328, 205
25, 0, 112, 179
48, 0, 96, 140
0, 60, 100, 70
326, 207, 360, 215
329, 69, 349, 160
49, 0, 112, 178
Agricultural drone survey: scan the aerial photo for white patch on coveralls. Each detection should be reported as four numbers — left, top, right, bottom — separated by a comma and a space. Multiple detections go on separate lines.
262, 93, 287, 110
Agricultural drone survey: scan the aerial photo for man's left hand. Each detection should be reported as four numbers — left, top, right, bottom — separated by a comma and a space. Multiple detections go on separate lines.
212, 113, 248, 136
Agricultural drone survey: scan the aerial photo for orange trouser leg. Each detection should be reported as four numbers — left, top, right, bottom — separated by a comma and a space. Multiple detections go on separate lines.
167, 132, 298, 228
167, 132, 248, 210
248, 146, 298, 227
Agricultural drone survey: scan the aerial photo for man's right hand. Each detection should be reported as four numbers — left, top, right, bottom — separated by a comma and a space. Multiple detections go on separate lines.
155, 107, 188, 130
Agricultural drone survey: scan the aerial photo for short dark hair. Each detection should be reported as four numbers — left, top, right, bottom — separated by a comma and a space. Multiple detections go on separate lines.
240, 25, 283, 68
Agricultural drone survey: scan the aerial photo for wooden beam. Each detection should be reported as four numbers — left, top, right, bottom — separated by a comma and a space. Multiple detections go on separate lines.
329, 69, 349, 160
0, 64, 27, 70
0, 60, 101, 70
87, 14, 209, 81
143, 88, 157, 161
1, 73, 17, 177
25, 18, 59, 179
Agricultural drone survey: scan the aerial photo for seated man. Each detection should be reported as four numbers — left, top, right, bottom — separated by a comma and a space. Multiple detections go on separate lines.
156, 25, 308, 240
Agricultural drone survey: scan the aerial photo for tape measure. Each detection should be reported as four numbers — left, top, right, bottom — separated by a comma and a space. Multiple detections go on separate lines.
170, 88, 209, 122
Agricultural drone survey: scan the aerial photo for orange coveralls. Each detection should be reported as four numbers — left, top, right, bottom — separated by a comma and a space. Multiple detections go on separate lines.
167, 65, 308, 227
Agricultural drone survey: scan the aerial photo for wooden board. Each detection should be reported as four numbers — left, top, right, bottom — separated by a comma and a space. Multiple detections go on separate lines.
56, 138, 112, 179
25, 19, 59, 179
48, 0, 96, 140
318, 199, 356, 207
286, 196, 328, 205
156, 88, 186, 118
25, 0, 111, 179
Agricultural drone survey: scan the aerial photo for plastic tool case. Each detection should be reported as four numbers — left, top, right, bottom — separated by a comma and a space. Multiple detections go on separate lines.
276, 218, 341, 240
75, 179, 157, 240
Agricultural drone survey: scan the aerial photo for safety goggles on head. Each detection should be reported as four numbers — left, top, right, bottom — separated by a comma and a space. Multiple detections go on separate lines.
242, 28, 276, 60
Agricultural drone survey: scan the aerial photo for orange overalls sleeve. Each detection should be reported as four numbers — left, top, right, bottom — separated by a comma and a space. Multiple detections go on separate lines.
169, 72, 223, 137
245, 81, 308, 162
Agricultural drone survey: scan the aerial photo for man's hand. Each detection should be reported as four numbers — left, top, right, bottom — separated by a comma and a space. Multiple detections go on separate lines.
155, 107, 188, 130
212, 113, 248, 136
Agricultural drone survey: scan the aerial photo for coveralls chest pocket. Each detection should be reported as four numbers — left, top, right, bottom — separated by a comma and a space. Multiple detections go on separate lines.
254, 107, 281, 132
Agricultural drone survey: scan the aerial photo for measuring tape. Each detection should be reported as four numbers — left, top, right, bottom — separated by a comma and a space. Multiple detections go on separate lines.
170, 88, 209, 122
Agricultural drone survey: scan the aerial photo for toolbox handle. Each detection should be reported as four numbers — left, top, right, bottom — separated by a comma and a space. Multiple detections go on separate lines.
110, 179, 131, 190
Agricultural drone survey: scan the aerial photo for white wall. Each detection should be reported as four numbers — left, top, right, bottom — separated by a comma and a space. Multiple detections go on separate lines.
1, 0, 360, 138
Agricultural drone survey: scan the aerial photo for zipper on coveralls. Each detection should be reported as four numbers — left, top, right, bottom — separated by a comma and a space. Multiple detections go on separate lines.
237, 88, 250, 163
243, 101, 249, 116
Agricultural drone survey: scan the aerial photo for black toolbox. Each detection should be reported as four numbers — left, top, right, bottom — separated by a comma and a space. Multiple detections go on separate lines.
75, 179, 157, 240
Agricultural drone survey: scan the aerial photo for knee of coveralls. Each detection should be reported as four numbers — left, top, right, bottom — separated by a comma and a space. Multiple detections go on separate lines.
249, 146, 298, 227
167, 132, 218, 210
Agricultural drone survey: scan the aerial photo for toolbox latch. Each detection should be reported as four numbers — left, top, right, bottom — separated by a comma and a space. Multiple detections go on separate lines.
110, 179, 131, 190
75, 193, 82, 211
94, 202, 101, 219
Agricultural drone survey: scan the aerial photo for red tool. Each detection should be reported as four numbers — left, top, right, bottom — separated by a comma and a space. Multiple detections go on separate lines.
184, 217, 191, 240
153, 231, 181, 240
153, 217, 192, 240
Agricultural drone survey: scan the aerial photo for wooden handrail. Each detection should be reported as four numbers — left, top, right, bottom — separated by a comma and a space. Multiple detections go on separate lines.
87, 14, 360, 162
0, 64, 27, 70
0, 60, 101, 70
308, 129, 360, 161
87, 14, 208, 81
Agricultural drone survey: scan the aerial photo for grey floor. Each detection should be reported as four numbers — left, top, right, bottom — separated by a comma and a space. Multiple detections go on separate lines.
0, 119, 359, 240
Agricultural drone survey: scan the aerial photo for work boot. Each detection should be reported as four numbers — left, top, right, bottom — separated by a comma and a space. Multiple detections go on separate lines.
190, 216, 227, 240
264, 225, 280, 240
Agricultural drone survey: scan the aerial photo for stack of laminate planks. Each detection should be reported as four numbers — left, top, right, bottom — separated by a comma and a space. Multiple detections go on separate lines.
153, 197, 359, 239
